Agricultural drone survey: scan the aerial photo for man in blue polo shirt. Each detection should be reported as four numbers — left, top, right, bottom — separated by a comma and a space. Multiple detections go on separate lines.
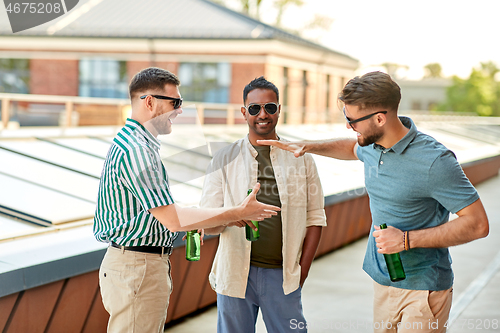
259, 71, 489, 332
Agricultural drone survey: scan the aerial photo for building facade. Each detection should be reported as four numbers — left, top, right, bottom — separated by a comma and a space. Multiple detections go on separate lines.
397, 78, 451, 111
0, 0, 358, 125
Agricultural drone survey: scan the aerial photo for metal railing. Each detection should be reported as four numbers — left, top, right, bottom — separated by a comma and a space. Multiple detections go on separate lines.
0, 92, 347, 129
2, 93, 499, 130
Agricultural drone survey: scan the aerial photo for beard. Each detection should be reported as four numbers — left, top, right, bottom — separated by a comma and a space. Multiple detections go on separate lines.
357, 127, 384, 147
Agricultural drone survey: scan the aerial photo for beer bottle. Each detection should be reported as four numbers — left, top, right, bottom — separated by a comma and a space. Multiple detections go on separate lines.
380, 224, 406, 282
246, 189, 260, 241
186, 230, 201, 261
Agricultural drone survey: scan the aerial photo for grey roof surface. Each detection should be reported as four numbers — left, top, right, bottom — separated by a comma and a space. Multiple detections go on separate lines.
0, 0, 354, 58
0, 116, 499, 297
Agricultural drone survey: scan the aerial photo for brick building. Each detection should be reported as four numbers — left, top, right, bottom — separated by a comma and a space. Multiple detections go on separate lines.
0, 0, 358, 124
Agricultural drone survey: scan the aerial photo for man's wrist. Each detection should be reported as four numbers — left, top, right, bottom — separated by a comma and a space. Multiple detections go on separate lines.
230, 205, 243, 223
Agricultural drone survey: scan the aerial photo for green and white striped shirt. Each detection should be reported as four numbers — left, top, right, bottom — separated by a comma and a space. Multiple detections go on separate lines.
94, 118, 177, 247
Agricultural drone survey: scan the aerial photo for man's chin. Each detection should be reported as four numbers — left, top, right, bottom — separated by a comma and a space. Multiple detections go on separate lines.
357, 138, 369, 147
357, 136, 375, 147
253, 126, 276, 136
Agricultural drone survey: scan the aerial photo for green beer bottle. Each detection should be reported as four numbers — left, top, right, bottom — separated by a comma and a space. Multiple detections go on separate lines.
246, 189, 260, 241
380, 224, 406, 282
185, 230, 201, 261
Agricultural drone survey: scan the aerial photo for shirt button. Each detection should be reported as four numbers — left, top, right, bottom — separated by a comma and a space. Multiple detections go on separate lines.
383, 151, 387, 154
380, 161, 384, 165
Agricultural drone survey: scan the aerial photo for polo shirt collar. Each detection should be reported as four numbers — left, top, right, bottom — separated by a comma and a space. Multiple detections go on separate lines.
125, 118, 161, 151
375, 116, 417, 155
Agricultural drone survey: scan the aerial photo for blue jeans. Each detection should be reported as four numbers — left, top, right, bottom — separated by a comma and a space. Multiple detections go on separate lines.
217, 265, 307, 333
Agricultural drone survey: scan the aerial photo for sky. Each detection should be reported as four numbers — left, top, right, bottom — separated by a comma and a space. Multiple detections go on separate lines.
232, 0, 500, 80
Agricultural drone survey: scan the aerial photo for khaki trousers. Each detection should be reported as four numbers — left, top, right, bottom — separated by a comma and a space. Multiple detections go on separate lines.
373, 281, 453, 333
99, 246, 173, 333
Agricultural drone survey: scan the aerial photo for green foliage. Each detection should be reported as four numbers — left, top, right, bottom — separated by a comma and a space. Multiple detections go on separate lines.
436, 61, 500, 116
274, 0, 304, 27
424, 63, 442, 78
0, 58, 30, 93
215, 0, 307, 30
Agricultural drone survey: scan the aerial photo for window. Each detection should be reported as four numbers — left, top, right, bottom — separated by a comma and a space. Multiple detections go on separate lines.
79, 58, 128, 98
178, 63, 231, 103
0, 59, 30, 94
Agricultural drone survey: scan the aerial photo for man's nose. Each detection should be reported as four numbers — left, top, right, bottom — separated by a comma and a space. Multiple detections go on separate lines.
258, 106, 268, 117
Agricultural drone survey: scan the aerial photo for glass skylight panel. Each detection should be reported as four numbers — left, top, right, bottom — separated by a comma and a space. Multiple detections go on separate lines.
0, 149, 99, 203
0, 215, 42, 238
49, 138, 112, 158
0, 173, 96, 224
0, 140, 104, 178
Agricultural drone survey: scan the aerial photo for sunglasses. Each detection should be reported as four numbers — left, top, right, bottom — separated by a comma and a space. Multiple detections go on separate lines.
343, 107, 387, 127
246, 103, 279, 116
140, 94, 183, 109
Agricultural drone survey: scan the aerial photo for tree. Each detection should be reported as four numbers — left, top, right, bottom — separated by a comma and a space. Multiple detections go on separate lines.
424, 63, 442, 78
215, 0, 306, 29
380, 63, 409, 79
238, 0, 264, 20
274, 0, 304, 27
436, 61, 500, 116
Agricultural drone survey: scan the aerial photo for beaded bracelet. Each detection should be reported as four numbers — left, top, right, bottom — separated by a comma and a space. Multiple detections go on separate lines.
404, 231, 410, 251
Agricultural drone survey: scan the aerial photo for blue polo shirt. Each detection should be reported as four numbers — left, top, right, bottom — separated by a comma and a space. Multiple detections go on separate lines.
358, 117, 479, 291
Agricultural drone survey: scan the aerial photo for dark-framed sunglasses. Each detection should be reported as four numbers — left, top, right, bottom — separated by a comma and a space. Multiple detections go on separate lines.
343, 107, 387, 127
246, 103, 279, 116
140, 94, 183, 109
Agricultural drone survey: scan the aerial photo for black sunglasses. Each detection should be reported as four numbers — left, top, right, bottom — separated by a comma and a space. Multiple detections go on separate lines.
140, 94, 183, 109
343, 107, 387, 127
246, 103, 279, 116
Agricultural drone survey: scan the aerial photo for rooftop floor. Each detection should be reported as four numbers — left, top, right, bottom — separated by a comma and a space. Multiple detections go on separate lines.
165, 173, 500, 333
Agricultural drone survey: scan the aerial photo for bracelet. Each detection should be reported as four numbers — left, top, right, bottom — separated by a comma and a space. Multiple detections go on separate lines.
404, 231, 410, 251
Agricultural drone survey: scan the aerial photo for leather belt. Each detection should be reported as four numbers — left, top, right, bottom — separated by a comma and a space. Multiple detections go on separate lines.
111, 242, 173, 255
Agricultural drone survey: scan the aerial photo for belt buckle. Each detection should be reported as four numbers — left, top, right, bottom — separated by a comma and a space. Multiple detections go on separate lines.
163, 246, 172, 255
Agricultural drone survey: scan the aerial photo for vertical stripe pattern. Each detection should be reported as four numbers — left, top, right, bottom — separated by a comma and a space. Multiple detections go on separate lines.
93, 119, 177, 247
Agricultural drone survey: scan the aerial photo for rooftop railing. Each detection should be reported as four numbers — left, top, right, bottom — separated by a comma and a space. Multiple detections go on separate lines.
1, 93, 499, 131
0, 92, 346, 128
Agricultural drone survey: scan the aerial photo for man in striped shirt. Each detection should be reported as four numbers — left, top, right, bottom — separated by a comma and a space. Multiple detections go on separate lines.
94, 67, 280, 333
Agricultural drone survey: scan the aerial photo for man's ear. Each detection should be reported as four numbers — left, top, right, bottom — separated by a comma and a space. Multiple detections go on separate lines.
143, 95, 154, 112
241, 106, 247, 117
376, 113, 387, 127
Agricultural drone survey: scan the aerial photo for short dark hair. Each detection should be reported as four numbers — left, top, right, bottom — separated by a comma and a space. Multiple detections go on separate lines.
243, 76, 279, 104
129, 67, 180, 100
339, 71, 401, 112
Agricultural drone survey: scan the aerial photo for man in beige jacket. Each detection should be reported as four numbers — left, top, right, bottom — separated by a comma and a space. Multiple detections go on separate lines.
202, 76, 327, 333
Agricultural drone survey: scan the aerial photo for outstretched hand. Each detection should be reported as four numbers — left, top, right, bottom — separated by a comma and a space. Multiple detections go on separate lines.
240, 183, 280, 230
256, 140, 306, 158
